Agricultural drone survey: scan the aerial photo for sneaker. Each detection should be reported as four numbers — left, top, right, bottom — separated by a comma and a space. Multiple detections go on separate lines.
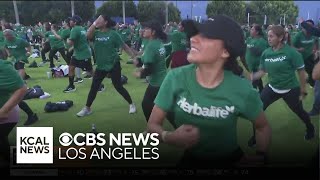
247, 136, 256, 148
98, 84, 105, 92
24, 113, 39, 126
82, 71, 87, 75
63, 85, 76, 93
305, 126, 315, 140
129, 103, 137, 114
74, 78, 84, 84
308, 110, 320, 117
84, 74, 92, 79
77, 107, 92, 117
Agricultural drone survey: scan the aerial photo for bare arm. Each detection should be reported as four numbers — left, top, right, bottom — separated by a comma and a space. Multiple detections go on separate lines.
122, 43, 136, 58
86, 23, 96, 41
254, 112, 271, 153
239, 55, 250, 72
67, 38, 74, 47
51, 29, 62, 40
297, 68, 307, 97
147, 105, 167, 136
0, 85, 27, 116
251, 69, 266, 81
312, 61, 320, 80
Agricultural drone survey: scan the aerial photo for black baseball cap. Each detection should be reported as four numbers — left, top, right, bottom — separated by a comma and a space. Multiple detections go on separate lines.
70, 15, 82, 24
191, 15, 246, 57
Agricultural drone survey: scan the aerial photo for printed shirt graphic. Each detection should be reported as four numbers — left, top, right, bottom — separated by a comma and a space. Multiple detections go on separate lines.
245, 37, 268, 72
259, 44, 304, 90
154, 64, 263, 158
93, 30, 124, 71
4, 37, 30, 63
69, 25, 91, 60
142, 39, 167, 87
293, 31, 317, 59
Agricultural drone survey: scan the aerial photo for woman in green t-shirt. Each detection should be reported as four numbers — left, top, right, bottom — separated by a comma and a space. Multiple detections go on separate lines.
250, 25, 315, 147
245, 24, 268, 93
147, 15, 271, 168
133, 20, 168, 123
0, 49, 27, 166
76, 15, 137, 117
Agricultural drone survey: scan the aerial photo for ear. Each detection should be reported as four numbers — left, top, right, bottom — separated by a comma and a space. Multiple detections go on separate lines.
221, 48, 230, 59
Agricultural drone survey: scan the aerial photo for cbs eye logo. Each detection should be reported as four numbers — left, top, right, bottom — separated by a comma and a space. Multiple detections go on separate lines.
59, 133, 73, 146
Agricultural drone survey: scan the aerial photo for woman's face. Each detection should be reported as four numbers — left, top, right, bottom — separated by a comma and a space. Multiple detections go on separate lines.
250, 26, 257, 37
187, 34, 229, 64
143, 27, 154, 39
268, 30, 283, 47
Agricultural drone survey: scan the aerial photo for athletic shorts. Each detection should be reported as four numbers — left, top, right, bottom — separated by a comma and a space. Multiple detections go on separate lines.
14, 62, 25, 70
70, 57, 93, 71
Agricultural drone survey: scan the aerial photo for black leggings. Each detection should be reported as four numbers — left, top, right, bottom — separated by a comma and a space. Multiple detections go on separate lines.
252, 85, 313, 137
142, 85, 160, 122
252, 78, 264, 93
41, 42, 51, 62
49, 48, 68, 66
86, 62, 132, 107
304, 55, 315, 87
66, 49, 73, 65
18, 100, 34, 117
0, 123, 17, 164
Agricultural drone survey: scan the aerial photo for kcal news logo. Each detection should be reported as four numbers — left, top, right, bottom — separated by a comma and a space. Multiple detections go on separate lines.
16, 127, 53, 164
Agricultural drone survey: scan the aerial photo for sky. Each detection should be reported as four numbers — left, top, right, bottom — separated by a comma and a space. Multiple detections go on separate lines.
95, 1, 320, 23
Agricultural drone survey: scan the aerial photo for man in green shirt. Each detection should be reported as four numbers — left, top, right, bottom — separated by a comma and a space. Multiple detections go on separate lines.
47, 24, 68, 68
3, 29, 31, 80
64, 15, 93, 93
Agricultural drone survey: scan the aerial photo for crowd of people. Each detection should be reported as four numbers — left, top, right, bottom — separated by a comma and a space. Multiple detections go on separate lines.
0, 12, 319, 169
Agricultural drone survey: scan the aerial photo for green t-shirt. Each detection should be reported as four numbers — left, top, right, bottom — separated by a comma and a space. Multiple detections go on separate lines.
169, 31, 187, 53
45, 31, 64, 50
293, 31, 317, 60
93, 29, 124, 71
60, 28, 71, 49
120, 28, 131, 42
259, 44, 304, 90
154, 64, 263, 158
69, 25, 92, 60
140, 38, 149, 52
4, 37, 30, 63
245, 37, 268, 72
163, 41, 172, 57
0, 59, 24, 108
133, 24, 141, 42
141, 39, 167, 87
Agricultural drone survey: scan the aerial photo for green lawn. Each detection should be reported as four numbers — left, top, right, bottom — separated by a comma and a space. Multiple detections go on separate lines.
8, 53, 319, 167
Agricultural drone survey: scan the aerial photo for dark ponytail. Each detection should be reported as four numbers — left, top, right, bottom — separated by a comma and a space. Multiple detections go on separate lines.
223, 41, 244, 76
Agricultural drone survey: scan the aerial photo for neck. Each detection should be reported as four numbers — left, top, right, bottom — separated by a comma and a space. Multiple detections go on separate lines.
272, 43, 284, 51
196, 62, 224, 89
100, 27, 108, 32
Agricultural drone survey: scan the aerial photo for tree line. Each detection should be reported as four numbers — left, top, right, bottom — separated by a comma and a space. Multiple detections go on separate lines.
0, 1, 299, 26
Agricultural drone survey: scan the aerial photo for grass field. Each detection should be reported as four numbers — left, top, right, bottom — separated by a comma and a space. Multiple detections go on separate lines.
8, 53, 319, 167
